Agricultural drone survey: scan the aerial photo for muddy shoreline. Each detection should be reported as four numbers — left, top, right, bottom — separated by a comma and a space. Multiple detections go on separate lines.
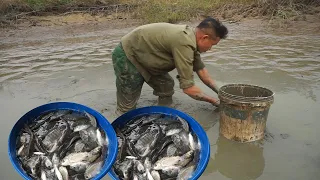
1, 8, 319, 41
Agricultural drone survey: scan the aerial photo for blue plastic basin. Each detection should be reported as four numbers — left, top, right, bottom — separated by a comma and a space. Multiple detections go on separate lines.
8, 102, 118, 180
107, 106, 210, 180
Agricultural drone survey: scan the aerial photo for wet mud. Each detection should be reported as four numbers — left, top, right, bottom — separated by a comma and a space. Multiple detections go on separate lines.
0, 16, 320, 180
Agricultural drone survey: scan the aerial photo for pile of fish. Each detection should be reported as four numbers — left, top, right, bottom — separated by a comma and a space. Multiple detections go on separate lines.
113, 113, 201, 180
16, 109, 109, 180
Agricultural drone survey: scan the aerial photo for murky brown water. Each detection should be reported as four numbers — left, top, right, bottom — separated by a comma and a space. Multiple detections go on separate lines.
1, 20, 320, 180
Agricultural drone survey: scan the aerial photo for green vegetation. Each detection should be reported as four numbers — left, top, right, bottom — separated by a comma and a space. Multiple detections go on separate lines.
0, 0, 319, 23
126, 0, 256, 23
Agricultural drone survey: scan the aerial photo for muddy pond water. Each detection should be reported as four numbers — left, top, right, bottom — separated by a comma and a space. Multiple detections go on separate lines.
0, 19, 319, 180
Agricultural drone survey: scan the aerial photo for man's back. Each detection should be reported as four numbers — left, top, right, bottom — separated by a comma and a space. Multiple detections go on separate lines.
121, 23, 198, 81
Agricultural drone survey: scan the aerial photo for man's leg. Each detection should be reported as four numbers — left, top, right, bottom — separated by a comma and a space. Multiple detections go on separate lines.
147, 73, 175, 106
112, 44, 144, 115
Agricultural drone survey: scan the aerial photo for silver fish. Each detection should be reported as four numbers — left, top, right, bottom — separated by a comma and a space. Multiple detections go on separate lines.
177, 116, 189, 132
85, 111, 97, 127
59, 166, 69, 180
70, 174, 86, 180
114, 159, 133, 180
69, 162, 89, 172
42, 156, 53, 169
52, 153, 60, 166
134, 160, 145, 173
26, 155, 41, 176
72, 140, 87, 153
42, 121, 69, 153
61, 146, 101, 166
166, 128, 182, 136
54, 165, 63, 180
135, 124, 162, 157
153, 150, 194, 170
188, 133, 196, 150
74, 124, 90, 132
161, 166, 180, 177
172, 131, 192, 154
41, 170, 47, 180
144, 157, 152, 171
177, 165, 195, 180
146, 169, 154, 180
151, 170, 161, 180
96, 129, 104, 146
133, 174, 139, 180
84, 161, 103, 179
79, 126, 99, 148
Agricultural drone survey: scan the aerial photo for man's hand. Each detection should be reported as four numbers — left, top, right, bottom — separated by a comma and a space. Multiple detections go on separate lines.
212, 99, 220, 107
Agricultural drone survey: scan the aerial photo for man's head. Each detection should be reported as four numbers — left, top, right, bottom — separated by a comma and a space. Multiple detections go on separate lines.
195, 17, 228, 53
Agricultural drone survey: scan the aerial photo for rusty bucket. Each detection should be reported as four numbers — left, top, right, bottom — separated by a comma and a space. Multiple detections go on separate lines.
218, 84, 274, 143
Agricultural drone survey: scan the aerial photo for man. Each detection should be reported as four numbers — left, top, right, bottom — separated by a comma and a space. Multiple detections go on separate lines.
112, 17, 228, 115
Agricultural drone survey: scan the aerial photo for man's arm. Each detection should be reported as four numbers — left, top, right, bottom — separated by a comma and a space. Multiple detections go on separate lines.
183, 85, 220, 106
196, 68, 220, 94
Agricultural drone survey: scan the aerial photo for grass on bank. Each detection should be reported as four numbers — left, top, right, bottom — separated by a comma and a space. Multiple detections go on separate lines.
0, 0, 319, 23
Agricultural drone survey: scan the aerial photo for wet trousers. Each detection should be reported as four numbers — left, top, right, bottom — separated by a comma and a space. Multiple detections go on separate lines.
112, 43, 174, 114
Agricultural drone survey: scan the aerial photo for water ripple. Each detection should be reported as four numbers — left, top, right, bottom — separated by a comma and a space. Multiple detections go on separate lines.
0, 26, 319, 87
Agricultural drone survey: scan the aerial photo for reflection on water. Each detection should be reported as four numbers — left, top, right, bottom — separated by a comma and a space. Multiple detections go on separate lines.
211, 136, 265, 180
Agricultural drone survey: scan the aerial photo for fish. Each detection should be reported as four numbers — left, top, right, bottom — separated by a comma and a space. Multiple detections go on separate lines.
96, 129, 104, 146
61, 146, 102, 166
121, 116, 146, 135
25, 155, 41, 176
59, 135, 81, 158
112, 113, 200, 180
176, 116, 189, 132
153, 150, 194, 170
79, 126, 99, 148
21, 125, 35, 157
30, 111, 55, 130
54, 165, 63, 180
72, 139, 88, 153
134, 160, 145, 173
84, 161, 103, 179
71, 117, 91, 132
134, 124, 162, 158
59, 166, 69, 180
172, 131, 192, 154
16, 109, 109, 180
188, 133, 196, 150
177, 165, 195, 180
42, 156, 53, 169
42, 120, 70, 153
84, 111, 97, 127
114, 159, 134, 180
151, 170, 161, 180
69, 161, 89, 173
146, 169, 154, 180
41, 170, 47, 180
116, 127, 127, 162
161, 166, 180, 177
150, 136, 173, 163
70, 174, 86, 180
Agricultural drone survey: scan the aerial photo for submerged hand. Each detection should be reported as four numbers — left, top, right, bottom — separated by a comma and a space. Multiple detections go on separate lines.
212, 99, 220, 107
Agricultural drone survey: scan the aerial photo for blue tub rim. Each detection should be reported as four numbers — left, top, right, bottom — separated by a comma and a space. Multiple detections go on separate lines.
108, 106, 211, 180
8, 101, 118, 180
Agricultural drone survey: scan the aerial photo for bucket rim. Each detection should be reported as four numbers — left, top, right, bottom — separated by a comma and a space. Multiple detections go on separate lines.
8, 101, 118, 180
107, 106, 211, 180
218, 84, 275, 105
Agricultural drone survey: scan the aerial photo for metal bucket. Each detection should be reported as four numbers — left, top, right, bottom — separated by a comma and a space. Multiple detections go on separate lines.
218, 84, 274, 143
107, 106, 210, 180
8, 102, 118, 180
